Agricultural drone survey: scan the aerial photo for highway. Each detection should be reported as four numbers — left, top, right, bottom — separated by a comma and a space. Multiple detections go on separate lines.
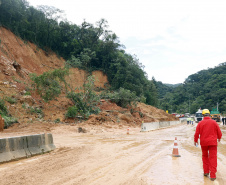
0, 123, 225, 185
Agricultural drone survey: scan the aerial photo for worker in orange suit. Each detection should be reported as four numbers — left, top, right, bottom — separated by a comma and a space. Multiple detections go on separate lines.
194, 109, 222, 181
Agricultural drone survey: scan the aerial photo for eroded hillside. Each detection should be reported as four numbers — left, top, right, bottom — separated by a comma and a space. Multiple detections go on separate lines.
0, 27, 178, 129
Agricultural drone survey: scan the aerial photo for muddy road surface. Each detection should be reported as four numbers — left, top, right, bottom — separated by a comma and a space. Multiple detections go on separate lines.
0, 123, 226, 185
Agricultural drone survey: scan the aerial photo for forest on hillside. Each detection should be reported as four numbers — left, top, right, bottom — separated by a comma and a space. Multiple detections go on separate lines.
156, 63, 226, 115
0, 0, 158, 107
0, 0, 225, 116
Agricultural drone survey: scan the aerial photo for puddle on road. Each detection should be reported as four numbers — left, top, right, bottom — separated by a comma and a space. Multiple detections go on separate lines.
181, 142, 201, 156
145, 147, 218, 185
141, 126, 226, 185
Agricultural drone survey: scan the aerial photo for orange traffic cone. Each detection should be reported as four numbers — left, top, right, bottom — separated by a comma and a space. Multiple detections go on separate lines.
172, 137, 181, 157
127, 127, 129, 135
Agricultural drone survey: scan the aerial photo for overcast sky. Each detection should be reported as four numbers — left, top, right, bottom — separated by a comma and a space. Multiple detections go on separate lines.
27, 0, 226, 84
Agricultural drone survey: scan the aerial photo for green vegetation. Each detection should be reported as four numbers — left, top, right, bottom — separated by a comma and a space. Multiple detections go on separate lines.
0, 0, 158, 107
100, 88, 140, 108
4, 96, 17, 104
66, 77, 143, 120
30, 68, 69, 102
22, 103, 26, 109
12, 76, 22, 83
0, 98, 8, 116
157, 63, 226, 114
1, 0, 225, 117
0, 98, 18, 128
54, 118, 60, 123
27, 106, 44, 118
66, 76, 100, 119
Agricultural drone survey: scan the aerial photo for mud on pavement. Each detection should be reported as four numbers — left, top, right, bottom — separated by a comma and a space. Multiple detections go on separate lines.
0, 123, 226, 185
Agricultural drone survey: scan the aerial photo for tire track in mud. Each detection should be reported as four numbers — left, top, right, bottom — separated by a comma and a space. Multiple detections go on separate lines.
79, 139, 173, 185
51, 135, 173, 185
0, 146, 90, 185
1, 124, 225, 185
86, 125, 192, 185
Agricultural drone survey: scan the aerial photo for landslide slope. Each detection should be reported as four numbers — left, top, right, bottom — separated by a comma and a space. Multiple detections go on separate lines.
0, 27, 178, 129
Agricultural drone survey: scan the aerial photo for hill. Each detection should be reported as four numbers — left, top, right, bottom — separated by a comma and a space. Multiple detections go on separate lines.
0, 0, 159, 106
157, 62, 226, 114
0, 27, 178, 130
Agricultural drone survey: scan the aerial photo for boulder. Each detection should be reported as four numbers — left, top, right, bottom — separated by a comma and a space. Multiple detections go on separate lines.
19, 95, 35, 106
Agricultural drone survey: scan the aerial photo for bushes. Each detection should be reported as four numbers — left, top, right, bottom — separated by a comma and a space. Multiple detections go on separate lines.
65, 105, 79, 118
0, 98, 18, 128
27, 107, 44, 118
3, 116, 18, 128
4, 96, 17, 104
100, 88, 139, 108
0, 98, 8, 116
30, 68, 69, 102
30, 69, 143, 121
66, 77, 142, 120
66, 75, 100, 119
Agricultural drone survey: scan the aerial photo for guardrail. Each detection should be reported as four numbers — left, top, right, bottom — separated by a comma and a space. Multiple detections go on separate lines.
140, 120, 182, 132
0, 133, 55, 163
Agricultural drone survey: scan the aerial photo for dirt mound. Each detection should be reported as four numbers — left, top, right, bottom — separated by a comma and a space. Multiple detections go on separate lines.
84, 101, 178, 128
0, 27, 178, 133
137, 103, 177, 122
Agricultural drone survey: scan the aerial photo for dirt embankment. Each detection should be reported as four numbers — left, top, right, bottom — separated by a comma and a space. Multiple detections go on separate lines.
0, 26, 178, 131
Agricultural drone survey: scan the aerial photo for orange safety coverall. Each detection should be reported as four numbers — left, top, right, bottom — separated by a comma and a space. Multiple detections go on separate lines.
194, 117, 222, 178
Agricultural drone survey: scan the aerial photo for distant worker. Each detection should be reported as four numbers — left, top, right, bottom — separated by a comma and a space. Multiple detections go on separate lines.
187, 117, 191, 125
222, 116, 225, 125
187, 117, 190, 125
194, 109, 222, 181
191, 117, 194, 125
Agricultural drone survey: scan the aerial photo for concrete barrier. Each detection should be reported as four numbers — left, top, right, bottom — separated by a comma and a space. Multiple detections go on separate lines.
170, 121, 181, 126
141, 122, 159, 131
44, 133, 55, 151
9, 136, 31, 160
0, 133, 55, 163
0, 138, 11, 163
26, 134, 43, 155
159, 121, 170, 128
39, 133, 55, 153
141, 121, 181, 132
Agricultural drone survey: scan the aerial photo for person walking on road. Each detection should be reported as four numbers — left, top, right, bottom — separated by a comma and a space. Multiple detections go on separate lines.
187, 117, 190, 125
191, 117, 194, 125
222, 116, 225, 125
187, 117, 191, 125
194, 109, 222, 181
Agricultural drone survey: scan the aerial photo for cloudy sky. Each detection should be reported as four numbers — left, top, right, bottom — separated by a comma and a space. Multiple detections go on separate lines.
27, 0, 226, 84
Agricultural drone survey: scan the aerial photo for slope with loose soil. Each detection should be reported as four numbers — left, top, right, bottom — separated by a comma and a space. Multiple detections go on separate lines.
0, 26, 178, 133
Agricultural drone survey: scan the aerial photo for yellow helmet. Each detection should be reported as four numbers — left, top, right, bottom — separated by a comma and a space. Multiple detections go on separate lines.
202, 109, 210, 115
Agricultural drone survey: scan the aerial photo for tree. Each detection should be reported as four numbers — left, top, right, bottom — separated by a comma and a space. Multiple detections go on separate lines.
37, 5, 64, 48
30, 68, 69, 102
158, 62, 226, 114
66, 75, 100, 119
0, 0, 161, 107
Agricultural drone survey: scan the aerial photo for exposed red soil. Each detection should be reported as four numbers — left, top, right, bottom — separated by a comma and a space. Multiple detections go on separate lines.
0, 26, 178, 133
